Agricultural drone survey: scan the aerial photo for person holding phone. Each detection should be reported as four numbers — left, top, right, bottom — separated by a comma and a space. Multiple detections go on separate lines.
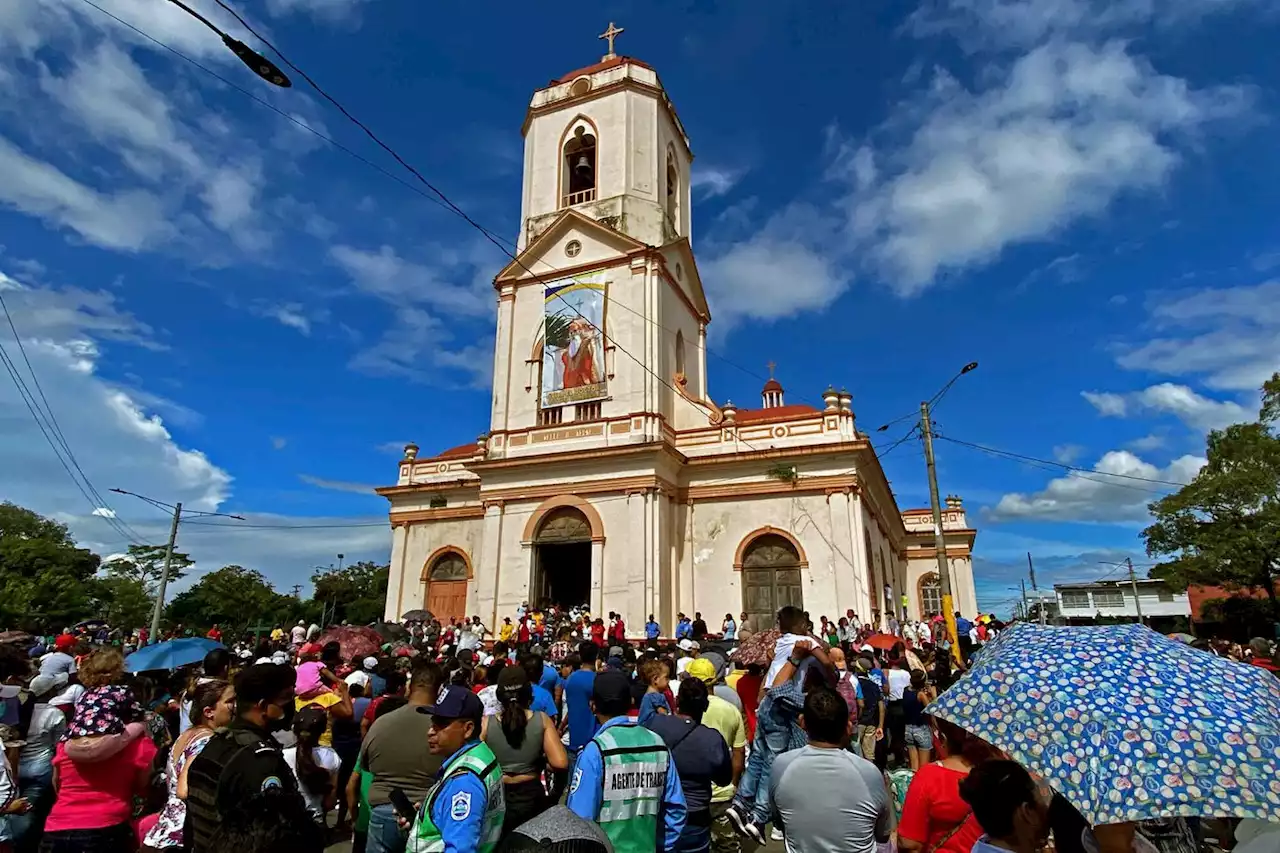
401, 686, 505, 853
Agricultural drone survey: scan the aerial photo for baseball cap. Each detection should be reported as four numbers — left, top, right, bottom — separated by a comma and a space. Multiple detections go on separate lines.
54, 634, 76, 652
363, 656, 378, 671
591, 669, 633, 706
420, 685, 484, 720
271, 651, 289, 665
29, 672, 68, 698
685, 657, 717, 684
678, 639, 698, 652
499, 804, 611, 853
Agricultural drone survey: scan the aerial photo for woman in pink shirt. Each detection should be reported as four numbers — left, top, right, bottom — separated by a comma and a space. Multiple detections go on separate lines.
40, 728, 157, 852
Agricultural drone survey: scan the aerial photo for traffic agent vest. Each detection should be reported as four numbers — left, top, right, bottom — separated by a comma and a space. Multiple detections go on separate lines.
591, 723, 671, 853
408, 741, 505, 853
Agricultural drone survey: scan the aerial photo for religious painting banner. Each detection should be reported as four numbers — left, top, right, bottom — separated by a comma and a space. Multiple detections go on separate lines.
542, 273, 607, 409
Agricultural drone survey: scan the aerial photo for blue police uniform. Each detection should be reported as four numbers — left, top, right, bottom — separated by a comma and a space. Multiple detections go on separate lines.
426, 744, 493, 853
566, 715, 688, 850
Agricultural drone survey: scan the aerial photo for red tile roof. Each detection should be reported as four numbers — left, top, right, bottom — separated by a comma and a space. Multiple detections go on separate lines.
732, 404, 821, 424
554, 55, 653, 85
429, 443, 476, 461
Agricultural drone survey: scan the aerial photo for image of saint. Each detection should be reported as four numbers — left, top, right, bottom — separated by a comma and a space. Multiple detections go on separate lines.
559, 317, 600, 389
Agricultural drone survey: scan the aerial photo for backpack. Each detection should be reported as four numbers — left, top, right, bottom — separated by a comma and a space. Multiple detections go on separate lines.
835, 672, 859, 726
856, 675, 882, 725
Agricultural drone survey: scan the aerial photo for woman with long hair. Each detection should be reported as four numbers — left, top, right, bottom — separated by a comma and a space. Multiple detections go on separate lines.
481, 665, 567, 835
898, 718, 999, 853
283, 707, 340, 825
141, 680, 234, 851
902, 669, 937, 770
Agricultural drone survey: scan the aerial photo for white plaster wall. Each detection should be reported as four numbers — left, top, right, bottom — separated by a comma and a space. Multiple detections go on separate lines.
905, 556, 977, 620
384, 516, 486, 621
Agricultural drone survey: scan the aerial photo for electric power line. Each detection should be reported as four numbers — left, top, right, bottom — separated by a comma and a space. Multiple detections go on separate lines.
934, 434, 1191, 491
0, 294, 146, 545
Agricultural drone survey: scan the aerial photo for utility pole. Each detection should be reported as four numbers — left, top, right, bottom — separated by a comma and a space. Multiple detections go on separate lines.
151, 502, 182, 640
1127, 557, 1145, 625
921, 400, 963, 666
110, 488, 245, 641
1020, 579, 1029, 623
1028, 552, 1045, 625
291, 584, 303, 599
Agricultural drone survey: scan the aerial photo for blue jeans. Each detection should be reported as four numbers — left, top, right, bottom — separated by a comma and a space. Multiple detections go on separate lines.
731, 694, 790, 825
366, 803, 408, 853
12, 768, 53, 850
676, 821, 711, 853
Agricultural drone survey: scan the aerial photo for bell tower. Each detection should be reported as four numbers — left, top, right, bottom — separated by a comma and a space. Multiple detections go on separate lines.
517, 23, 694, 252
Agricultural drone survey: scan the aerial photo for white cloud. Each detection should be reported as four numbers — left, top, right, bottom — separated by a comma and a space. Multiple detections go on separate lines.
253, 302, 316, 336
1052, 444, 1085, 464
690, 166, 745, 199
330, 244, 499, 387
0, 136, 172, 252
264, 0, 374, 24
844, 40, 1247, 294
989, 450, 1205, 522
908, 0, 1261, 51
1116, 280, 1280, 391
1081, 390, 1128, 417
298, 474, 379, 494
271, 436, 288, 450
1127, 433, 1166, 452
0, 270, 387, 593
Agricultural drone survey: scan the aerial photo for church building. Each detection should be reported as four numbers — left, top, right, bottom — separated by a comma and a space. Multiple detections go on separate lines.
379, 27, 979, 634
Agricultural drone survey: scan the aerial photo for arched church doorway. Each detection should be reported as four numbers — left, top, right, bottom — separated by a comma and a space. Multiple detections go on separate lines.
740, 533, 804, 633
424, 549, 469, 624
532, 507, 592, 609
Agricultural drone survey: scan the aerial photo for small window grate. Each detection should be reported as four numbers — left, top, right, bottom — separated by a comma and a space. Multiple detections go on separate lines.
574, 401, 602, 422
538, 407, 563, 426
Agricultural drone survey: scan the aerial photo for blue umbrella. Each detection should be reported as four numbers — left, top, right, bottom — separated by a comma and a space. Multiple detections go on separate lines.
927, 623, 1280, 825
125, 637, 223, 673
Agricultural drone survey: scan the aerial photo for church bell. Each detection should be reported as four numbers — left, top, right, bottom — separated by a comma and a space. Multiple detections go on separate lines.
573, 154, 593, 181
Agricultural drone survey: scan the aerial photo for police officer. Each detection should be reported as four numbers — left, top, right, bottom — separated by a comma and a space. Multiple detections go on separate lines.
185, 663, 314, 852
404, 684, 506, 853
566, 669, 687, 852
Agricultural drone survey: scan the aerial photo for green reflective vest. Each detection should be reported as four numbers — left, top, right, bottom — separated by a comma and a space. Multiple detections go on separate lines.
593, 723, 671, 853
408, 740, 505, 853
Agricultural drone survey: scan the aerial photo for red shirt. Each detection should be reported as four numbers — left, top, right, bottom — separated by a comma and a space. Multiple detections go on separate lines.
736, 672, 763, 740
207, 628, 222, 641
45, 737, 158, 831
898, 763, 982, 853
517, 621, 531, 643
611, 620, 626, 641
590, 624, 606, 646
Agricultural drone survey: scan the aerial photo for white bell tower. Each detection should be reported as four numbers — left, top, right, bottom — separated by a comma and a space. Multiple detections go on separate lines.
517, 23, 694, 252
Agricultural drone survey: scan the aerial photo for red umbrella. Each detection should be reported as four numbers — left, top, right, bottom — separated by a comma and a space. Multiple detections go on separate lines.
316, 626, 383, 660
863, 633, 902, 652
730, 629, 780, 667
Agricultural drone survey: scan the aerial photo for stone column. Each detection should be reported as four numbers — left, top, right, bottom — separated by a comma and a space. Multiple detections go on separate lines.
477, 501, 505, 626
386, 523, 410, 621
590, 539, 605, 616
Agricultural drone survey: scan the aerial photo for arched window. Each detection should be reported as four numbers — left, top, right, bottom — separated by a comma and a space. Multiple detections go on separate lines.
918, 572, 942, 619
741, 533, 803, 632
563, 126, 597, 207
675, 329, 686, 377
429, 552, 468, 581
665, 152, 679, 235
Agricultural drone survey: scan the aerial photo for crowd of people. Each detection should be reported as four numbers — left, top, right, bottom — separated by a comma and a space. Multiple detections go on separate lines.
0, 605, 1275, 853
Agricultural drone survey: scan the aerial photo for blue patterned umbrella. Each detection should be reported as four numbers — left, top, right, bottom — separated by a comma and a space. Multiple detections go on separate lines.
927, 623, 1280, 825
125, 637, 223, 672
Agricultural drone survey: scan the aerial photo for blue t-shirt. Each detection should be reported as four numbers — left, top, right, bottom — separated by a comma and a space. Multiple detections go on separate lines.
540, 662, 561, 693
636, 691, 670, 725
645, 621, 661, 640
564, 669, 598, 751
531, 685, 558, 720
955, 616, 973, 636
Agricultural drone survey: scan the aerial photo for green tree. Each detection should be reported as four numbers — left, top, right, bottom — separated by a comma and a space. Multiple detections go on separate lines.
1144, 373, 1280, 612
93, 576, 155, 630
0, 502, 101, 631
311, 561, 389, 626
103, 544, 194, 594
166, 565, 295, 632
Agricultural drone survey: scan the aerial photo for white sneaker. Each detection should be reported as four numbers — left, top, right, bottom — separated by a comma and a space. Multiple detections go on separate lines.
724, 804, 748, 836
771, 826, 784, 842
742, 821, 765, 846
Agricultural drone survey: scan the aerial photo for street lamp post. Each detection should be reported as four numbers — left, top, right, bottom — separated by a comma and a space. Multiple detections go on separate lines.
163, 0, 291, 87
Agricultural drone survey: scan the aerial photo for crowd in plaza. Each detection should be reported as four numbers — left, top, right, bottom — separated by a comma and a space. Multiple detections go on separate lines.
0, 602, 1277, 853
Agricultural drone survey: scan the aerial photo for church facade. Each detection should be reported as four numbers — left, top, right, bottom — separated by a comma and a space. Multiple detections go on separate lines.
379, 34, 978, 634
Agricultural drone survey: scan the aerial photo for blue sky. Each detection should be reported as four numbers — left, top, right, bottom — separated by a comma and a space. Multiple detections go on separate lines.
1, 0, 1277, 617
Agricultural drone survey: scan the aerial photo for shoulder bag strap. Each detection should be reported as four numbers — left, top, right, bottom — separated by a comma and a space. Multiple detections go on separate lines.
927, 811, 973, 853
